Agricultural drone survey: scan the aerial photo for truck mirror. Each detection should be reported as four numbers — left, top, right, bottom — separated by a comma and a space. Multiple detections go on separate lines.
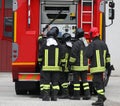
109, 1, 115, 8
109, 8, 114, 20
108, 1, 115, 20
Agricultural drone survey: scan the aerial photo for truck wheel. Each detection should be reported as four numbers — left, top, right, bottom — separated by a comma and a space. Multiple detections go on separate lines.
15, 82, 27, 95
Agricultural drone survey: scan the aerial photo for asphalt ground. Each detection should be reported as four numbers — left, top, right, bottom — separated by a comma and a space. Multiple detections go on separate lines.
0, 72, 120, 106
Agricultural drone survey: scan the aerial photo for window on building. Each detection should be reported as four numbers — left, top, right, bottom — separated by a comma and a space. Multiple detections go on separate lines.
4, 0, 13, 38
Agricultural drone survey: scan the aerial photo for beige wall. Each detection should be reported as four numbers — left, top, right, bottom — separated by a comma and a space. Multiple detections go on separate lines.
106, 0, 120, 76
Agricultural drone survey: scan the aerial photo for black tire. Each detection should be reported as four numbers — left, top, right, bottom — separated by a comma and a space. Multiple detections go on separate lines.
15, 81, 40, 95
15, 82, 27, 95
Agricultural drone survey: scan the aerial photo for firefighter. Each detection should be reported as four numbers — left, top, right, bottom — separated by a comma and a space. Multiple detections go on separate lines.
38, 28, 65, 101
86, 27, 111, 106
59, 33, 72, 99
69, 28, 91, 100
38, 25, 54, 47
37, 26, 59, 71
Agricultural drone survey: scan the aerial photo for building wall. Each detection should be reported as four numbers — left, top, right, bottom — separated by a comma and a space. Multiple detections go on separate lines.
0, 40, 12, 72
106, 0, 120, 76
0, 0, 12, 72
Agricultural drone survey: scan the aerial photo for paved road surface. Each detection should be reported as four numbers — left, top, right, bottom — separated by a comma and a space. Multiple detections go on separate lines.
0, 72, 120, 106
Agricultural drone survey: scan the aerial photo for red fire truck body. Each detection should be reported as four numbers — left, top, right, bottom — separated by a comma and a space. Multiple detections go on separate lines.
12, 0, 114, 94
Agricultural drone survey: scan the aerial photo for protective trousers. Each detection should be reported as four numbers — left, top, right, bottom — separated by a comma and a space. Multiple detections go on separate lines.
40, 71, 60, 101
59, 72, 69, 99
70, 71, 90, 100
92, 72, 106, 106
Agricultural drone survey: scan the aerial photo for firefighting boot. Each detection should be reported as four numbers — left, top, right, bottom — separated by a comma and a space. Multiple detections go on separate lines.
83, 90, 91, 100
92, 95, 106, 106
51, 90, 58, 101
39, 91, 42, 98
70, 91, 80, 100
59, 88, 69, 99
42, 90, 50, 101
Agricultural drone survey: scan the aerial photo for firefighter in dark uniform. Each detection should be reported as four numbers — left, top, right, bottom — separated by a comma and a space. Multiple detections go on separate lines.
59, 33, 72, 99
86, 27, 111, 106
38, 26, 59, 72
69, 28, 91, 100
38, 26, 58, 47
38, 28, 65, 101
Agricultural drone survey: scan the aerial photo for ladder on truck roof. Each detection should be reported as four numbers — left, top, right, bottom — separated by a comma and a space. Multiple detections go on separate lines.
81, 0, 94, 35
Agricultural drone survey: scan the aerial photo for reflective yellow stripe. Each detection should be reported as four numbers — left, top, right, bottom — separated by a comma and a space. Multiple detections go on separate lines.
74, 84, 80, 87
61, 83, 69, 88
74, 88, 80, 90
69, 57, 76, 63
80, 50, 83, 66
55, 48, 59, 66
40, 84, 44, 90
96, 50, 101, 67
61, 83, 69, 86
90, 67, 105, 73
84, 87, 90, 90
97, 89, 104, 95
106, 57, 110, 63
43, 84, 50, 90
40, 84, 44, 87
83, 83, 89, 86
104, 50, 106, 66
38, 58, 42, 62
52, 85, 60, 90
42, 66, 61, 71
14, 12, 17, 42
97, 89, 103, 93
45, 49, 48, 66
60, 59, 66, 63
72, 66, 88, 71
100, 13, 103, 40
38, 36, 42, 40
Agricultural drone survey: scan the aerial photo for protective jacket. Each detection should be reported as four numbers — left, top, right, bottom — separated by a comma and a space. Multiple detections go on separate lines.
86, 37, 110, 73
69, 39, 88, 71
61, 41, 72, 72
38, 37, 64, 71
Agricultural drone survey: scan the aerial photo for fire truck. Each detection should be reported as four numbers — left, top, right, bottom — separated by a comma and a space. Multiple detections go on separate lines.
12, 0, 115, 94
